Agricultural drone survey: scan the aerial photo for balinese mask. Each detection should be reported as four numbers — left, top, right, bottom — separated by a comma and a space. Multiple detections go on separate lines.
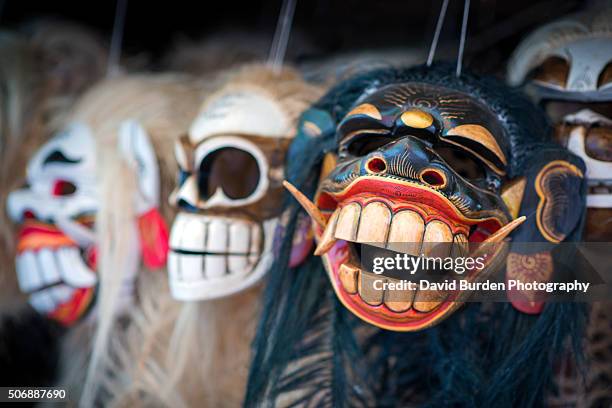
7, 124, 98, 324
6, 87, 170, 325
507, 10, 612, 102
168, 65, 320, 300
286, 65, 586, 331
508, 10, 612, 243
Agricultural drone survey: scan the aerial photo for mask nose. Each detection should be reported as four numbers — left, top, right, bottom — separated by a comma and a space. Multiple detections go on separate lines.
419, 168, 447, 188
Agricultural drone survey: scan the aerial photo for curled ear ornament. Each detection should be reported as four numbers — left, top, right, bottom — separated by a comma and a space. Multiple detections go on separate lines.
118, 119, 169, 269
506, 149, 587, 314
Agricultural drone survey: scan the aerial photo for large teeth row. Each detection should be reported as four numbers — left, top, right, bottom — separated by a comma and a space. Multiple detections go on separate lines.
338, 264, 447, 313
330, 202, 468, 257
16, 247, 97, 313
169, 213, 262, 283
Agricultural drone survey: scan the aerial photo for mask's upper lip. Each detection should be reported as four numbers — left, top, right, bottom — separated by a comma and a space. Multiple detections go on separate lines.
316, 176, 506, 234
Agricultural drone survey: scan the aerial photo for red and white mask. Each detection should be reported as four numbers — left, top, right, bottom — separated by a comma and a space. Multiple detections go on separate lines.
7, 120, 169, 326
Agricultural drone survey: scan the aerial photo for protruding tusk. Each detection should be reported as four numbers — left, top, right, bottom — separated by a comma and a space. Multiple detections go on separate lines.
482, 216, 526, 244
314, 209, 339, 256
282, 180, 327, 228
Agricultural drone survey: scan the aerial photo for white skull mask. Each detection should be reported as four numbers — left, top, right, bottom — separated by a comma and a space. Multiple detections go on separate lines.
7, 120, 168, 325
7, 123, 99, 324
168, 89, 293, 300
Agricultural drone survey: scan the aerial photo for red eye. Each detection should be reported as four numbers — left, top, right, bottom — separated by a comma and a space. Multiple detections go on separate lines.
52, 180, 77, 196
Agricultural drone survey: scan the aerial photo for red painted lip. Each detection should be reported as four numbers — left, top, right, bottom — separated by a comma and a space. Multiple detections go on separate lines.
314, 176, 505, 331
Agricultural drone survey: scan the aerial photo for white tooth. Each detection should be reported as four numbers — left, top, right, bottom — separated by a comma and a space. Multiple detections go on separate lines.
358, 271, 384, 306
38, 249, 61, 283
172, 213, 207, 251
179, 253, 205, 282
386, 210, 424, 255
413, 289, 448, 313
249, 225, 261, 265
422, 220, 453, 257
49, 284, 74, 303
228, 222, 251, 276
16, 251, 43, 292
452, 234, 469, 258
335, 203, 361, 241
228, 255, 249, 276
29, 290, 56, 313
168, 251, 181, 281
57, 247, 97, 288
205, 255, 227, 278
338, 263, 359, 294
169, 214, 186, 248
384, 277, 415, 312
356, 202, 391, 247
207, 220, 228, 253
229, 222, 250, 253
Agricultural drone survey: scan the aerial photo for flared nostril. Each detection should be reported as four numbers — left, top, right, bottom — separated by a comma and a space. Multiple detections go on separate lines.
366, 157, 387, 174
419, 168, 447, 188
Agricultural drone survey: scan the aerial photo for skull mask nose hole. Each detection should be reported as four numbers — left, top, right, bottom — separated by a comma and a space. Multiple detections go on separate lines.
366, 157, 387, 174
52, 180, 77, 196
419, 168, 447, 188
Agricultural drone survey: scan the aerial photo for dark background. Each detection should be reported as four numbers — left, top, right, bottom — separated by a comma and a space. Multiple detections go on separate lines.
0, 0, 591, 74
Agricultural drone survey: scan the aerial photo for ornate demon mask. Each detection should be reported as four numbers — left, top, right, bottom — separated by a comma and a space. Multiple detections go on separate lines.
7, 114, 169, 326
285, 65, 586, 331
508, 10, 612, 243
168, 65, 319, 300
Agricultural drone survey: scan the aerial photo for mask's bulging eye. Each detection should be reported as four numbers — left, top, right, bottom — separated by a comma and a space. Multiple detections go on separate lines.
436, 145, 486, 181
52, 179, 77, 196
198, 147, 260, 200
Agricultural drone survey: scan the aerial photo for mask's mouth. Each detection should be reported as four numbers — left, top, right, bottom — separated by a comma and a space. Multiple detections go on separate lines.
16, 219, 97, 326
300, 177, 518, 331
168, 212, 267, 301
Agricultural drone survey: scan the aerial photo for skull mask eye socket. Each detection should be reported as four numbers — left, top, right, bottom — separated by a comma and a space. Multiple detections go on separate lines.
198, 147, 261, 200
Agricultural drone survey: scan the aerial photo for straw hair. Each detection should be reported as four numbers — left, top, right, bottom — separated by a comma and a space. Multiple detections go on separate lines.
49, 74, 204, 406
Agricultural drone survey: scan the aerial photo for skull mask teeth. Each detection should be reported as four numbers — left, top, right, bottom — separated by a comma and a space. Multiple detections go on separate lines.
309, 83, 524, 331
168, 86, 293, 301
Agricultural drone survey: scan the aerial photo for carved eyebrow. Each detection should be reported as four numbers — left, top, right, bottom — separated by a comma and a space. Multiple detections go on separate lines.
42, 150, 81, 166
345, 103, 382, 120
446, 124, 507, 167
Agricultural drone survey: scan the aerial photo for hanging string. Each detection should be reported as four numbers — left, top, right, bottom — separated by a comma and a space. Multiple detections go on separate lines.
427, 0, 450, 66
456, 0, 471, 77
107, 0, 128, 77
267, 0, 297, 74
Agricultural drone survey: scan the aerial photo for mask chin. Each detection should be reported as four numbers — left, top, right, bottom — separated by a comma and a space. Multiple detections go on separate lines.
168, 216, 277, 301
